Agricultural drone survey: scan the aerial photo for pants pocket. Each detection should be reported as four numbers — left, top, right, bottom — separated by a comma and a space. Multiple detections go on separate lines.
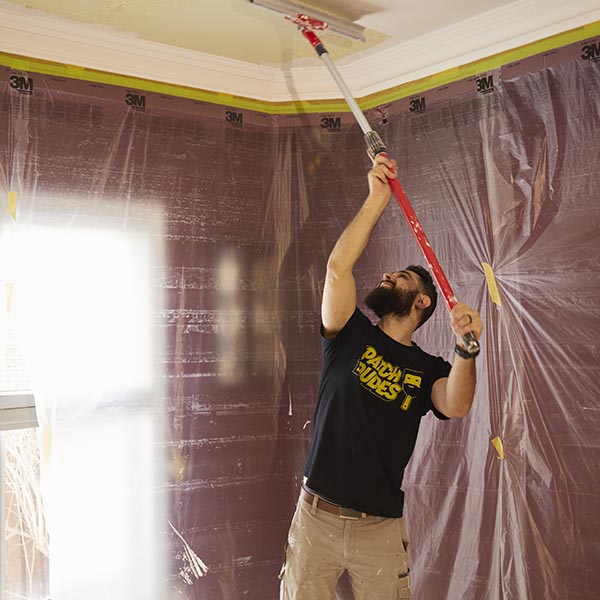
278, 556, 286, 580
279, 564, 287, 600
396, 517, 411, 598
399, 517, 410, 553
397, 568, 411, 599
278, 538, 289, 599
279, 501, 301, 596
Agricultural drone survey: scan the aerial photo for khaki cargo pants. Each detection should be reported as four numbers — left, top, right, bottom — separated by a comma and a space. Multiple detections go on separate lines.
279, 491, 411, 599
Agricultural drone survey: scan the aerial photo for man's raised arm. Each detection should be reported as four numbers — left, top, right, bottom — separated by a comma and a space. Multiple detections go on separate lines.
321, 155, 397, 339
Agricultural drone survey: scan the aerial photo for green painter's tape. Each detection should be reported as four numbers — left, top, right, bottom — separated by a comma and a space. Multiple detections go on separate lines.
360, 21, 600, 110
0, 20, 599, 113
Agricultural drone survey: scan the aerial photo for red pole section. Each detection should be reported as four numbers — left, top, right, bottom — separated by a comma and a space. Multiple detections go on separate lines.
383, 156, 458, 312
299, 27, 322, 51
384, 154, 479, 354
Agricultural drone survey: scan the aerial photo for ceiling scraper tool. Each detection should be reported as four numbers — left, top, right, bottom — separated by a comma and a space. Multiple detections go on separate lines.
249, 0, 366, 40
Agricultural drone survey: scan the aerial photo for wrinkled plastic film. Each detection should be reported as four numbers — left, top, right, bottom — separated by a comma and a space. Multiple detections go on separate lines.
390, 59, 600, 600
0, 35, 599, 600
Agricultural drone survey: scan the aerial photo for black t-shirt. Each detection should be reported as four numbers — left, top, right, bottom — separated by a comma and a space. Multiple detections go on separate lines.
304, 308, 452, 518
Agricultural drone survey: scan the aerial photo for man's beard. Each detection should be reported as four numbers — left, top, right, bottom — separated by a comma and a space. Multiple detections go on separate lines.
364, 285, 418, 319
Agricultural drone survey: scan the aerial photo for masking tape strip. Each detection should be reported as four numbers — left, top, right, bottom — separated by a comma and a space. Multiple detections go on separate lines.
8, 191, 17, 219
482, 262, 502, 306
491, 436, 505, 460
0, 21, 599, 114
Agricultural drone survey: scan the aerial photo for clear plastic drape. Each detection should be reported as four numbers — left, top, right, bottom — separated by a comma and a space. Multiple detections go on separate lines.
1, 86, 170, 599
388, 58, 600, 600
1, 33, 599, 600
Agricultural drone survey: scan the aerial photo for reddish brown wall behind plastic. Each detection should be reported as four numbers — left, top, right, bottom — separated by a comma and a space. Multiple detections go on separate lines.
1, 33, 599, 600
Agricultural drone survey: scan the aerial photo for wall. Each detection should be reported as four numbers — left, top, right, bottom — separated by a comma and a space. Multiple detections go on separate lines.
1, 31, 599, 599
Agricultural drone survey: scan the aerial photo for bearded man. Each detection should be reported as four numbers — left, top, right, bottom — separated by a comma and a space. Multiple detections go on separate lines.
279, 154, 483, 600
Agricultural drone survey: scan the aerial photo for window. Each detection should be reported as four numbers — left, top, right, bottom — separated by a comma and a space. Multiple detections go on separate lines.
1, 223, 167, 599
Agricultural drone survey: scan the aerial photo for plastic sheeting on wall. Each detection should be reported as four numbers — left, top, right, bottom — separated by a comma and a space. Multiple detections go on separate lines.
1, 32, 599, 600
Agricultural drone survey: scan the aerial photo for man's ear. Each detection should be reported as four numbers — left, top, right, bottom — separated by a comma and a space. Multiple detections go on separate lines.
415, 294, 431, 310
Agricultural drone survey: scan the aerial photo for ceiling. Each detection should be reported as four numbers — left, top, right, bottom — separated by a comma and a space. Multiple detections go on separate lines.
0, 0, 599, 101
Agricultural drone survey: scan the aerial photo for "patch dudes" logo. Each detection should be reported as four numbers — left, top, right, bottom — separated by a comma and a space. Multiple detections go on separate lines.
353, 345, 423, 410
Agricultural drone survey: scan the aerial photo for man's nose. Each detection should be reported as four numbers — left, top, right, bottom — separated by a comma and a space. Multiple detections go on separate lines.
383, 272, 392, 281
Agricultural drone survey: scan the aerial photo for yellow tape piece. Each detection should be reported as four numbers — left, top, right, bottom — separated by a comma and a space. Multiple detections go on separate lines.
8, 191, 17, 219
482, 262, 502, 306
491, 436, 505, 460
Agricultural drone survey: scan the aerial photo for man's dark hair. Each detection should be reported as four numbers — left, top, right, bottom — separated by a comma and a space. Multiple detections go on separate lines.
405, 265, 438, 328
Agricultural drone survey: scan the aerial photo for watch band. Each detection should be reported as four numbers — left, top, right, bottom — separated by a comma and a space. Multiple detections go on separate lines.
454, 344, 477, 359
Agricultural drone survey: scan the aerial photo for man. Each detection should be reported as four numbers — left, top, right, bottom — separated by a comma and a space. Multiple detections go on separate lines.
279, 154, 482, 599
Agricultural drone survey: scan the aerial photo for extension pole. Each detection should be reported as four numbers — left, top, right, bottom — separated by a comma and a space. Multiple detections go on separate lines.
297, 23, 480, 355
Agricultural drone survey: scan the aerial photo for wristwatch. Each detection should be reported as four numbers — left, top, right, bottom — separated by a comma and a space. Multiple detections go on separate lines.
454, 344, 477, 359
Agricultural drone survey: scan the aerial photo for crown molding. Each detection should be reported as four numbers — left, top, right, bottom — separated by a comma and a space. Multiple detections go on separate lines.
0, 2, 283, 98
344, 0, 600, 98
0, 0, 599, 102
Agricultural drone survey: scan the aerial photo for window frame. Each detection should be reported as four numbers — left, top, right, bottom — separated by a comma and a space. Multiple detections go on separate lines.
0, 391, 37, 432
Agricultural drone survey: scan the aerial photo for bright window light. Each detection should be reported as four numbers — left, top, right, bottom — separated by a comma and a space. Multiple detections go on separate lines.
1, 225, 157, 424
45, 414, 167, 600
1, 220, 168, 599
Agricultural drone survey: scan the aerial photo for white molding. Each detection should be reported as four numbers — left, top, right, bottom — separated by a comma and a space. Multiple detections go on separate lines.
253, 1, 600, 102
345, 1, 600, 98
0, 3, 284, 97
0, 0, 599, 102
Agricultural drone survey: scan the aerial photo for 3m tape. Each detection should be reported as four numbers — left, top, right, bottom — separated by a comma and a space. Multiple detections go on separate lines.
8, 191, 17, 219
491, 436, 505, 460
482, 262, 501, 306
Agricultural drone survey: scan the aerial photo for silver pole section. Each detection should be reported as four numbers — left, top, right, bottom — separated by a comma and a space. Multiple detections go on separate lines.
318, 53, 373, 134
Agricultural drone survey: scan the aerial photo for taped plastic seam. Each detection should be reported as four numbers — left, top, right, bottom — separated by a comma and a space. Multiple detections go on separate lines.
490, 436, 504, 460
8, 191, 17, 219
481, 262, 501, 306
